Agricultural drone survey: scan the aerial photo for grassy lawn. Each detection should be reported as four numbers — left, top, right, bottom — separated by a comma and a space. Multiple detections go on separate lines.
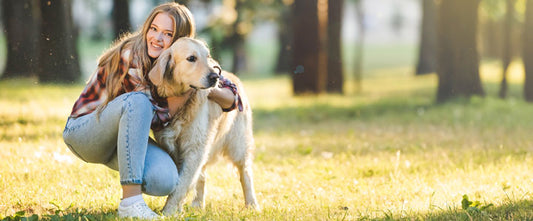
1, 58, 533, 220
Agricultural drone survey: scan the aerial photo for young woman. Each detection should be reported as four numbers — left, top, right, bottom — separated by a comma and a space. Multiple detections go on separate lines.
62, 3, 241, 219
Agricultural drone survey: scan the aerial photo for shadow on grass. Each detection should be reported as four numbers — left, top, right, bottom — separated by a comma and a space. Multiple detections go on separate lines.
376, 199, 533, 221
3, 200, 533, 220
253, 82, 533, 133
1, 209, 117, 221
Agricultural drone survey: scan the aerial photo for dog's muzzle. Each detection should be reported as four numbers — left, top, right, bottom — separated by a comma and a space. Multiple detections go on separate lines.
190, 72, 219, 89
208, 72, 219, 87
190, 66, 221, 89
207, 66, 222, 88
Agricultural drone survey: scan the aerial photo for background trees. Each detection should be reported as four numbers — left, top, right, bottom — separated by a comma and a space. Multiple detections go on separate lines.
291, 0, 344, 94
1, 0, 80, 83
352, 0, 365, 93
499, 0, 516, 98
38, 0, 81, 83
291, 0, 324, 94
1, 0, 39, 79
112, 0, 132, 40
2, 0, 533, 103
523, 0, 533, 101
436, 0, 484, 102
327, 0, 345, 94
415, 0, 437, 75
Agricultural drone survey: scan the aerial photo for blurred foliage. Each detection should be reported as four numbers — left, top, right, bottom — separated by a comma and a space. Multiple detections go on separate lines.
199, 0, 292, 59
480, 0, 525, 22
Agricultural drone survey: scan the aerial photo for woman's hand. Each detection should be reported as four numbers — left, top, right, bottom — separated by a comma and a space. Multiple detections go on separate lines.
208, 87, 235, 110
167, 89, 194, 117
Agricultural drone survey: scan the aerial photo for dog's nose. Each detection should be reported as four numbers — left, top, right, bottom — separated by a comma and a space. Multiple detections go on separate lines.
208, 72, 219, 87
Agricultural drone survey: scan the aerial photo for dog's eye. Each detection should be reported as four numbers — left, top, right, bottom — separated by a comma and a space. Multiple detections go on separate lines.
187, 56, 197, 62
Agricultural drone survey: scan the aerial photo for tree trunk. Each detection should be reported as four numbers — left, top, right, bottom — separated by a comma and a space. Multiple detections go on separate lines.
291, 0, 326, 94
416, 0, 437, 75
38, 0, 81, 83
436, 0, 484, 102
231, 37, 247, 74
524, 0, 533, 101
1, 0, 40, 79
327, 0, 344, 94
174, 0, 190, 6
353, 0, 365, 93
499, 0, 515, 99
274, 7, 293, 75
112, 0, 132, 40
229, 0, 247, 74
482, 19, 502, 58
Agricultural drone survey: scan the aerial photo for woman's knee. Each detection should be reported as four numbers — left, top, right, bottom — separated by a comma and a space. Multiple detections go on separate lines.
121, 92, 153, 118
62, 123, 113, 164
143, 165, 178, 196
142, 144, 179, 196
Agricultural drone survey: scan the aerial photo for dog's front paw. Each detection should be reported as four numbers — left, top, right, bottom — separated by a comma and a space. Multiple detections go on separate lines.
161, 203, 182, 216
246, 202, 261, 212
191, 199, 205, 209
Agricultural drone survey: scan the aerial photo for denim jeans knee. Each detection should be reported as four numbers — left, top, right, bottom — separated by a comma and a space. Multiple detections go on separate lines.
141, 142, 179, 196
120, 92, 153, 116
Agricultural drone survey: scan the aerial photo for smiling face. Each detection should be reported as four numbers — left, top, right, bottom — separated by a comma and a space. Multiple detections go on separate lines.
146, 13, 175, 59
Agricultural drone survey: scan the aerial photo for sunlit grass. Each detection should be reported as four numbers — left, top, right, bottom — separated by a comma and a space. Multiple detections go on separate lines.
2, 60, 533, 220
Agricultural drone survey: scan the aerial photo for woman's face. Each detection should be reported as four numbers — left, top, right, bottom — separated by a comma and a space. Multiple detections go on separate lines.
146, 13, 174, 59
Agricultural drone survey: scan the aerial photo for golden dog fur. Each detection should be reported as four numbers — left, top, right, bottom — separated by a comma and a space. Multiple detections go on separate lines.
148, 37, 259, 215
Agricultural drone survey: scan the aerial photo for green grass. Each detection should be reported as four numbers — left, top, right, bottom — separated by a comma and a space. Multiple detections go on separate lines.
2, 60, 533, 220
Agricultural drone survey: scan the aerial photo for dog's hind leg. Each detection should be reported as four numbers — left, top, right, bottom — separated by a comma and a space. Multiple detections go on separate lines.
229, 148, 260, 211
238, 160, 260, 210
191, 166, 207, 208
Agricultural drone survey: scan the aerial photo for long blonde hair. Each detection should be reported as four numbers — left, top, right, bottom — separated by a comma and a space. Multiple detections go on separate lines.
97, 2, 196, 109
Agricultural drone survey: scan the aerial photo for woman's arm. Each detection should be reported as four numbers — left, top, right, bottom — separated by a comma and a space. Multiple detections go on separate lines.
166, 87, 234, 117
167, 90, 194, 116
208, 87, 235, 110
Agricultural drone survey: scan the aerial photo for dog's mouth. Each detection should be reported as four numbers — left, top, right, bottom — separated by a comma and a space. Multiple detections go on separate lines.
189, 82, 217, 90
190, 71, 220, 90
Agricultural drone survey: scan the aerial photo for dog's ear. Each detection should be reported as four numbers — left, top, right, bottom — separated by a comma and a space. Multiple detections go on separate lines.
148, 50, 174, 86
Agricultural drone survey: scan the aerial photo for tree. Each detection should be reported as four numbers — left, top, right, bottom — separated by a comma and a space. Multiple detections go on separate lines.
1, 0, 40, 79
436, 0, 484, 102
480, 0, 504, 59
174, 0, 190, 6
524, 0, 533, 101
274, 4, 292, 74
38, 0, 81, 83
291, 0, 327, 94
353, 0, 365, 93
499, 0, 516, 99
229, 0, 248, 74
416, 0, 437, 75
199, 0, 256, 74
112, 0, 132, 40
327, 0, 344, 94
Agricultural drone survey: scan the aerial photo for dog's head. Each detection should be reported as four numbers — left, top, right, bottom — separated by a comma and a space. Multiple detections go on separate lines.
148, 37, 221, 97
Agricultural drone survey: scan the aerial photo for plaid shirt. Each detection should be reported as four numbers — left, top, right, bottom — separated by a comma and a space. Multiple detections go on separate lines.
69, 49, 242, 131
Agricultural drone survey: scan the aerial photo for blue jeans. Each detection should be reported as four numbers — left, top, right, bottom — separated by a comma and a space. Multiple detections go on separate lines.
62, 92, 178, 196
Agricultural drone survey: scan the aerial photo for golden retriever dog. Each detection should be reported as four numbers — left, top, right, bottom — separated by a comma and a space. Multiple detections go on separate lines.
148, 37, 259, 215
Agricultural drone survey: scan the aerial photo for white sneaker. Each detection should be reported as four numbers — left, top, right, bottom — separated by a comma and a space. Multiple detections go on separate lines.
118, 200, 160, 220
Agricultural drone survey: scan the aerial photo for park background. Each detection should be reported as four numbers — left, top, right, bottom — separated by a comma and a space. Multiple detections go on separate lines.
2, 0, 533, 220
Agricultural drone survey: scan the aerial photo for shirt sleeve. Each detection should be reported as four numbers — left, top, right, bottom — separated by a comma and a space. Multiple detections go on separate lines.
218, 75, 243, 112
